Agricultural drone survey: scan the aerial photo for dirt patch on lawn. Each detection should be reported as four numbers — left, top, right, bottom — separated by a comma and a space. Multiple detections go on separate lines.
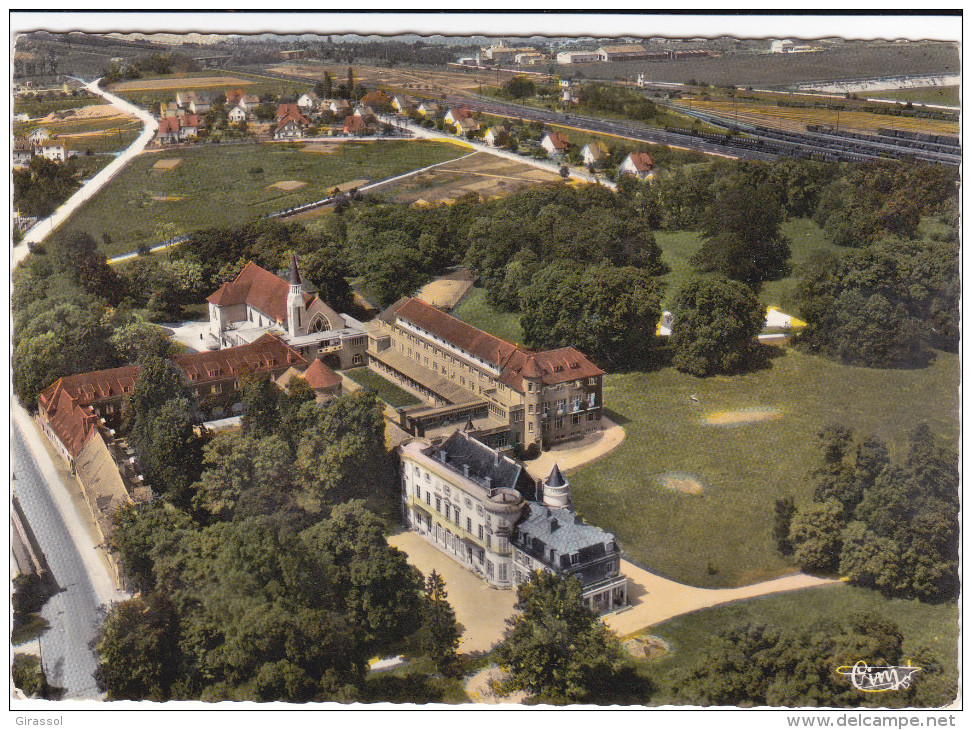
658, 472, 705, 495
416, 268, 476, 310
465, 666, 530, 705
302, 145, 340, 154
110, 76, 255, 92
624, 635, 671, 660
329, 178, 370, 192
41, 104, 127, 123
268, 180, 307, 191
152, 195, 184, 202
152, 158, 182, 170
704, 407, 782, 427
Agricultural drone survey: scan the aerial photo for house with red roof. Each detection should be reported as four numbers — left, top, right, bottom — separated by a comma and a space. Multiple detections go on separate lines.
619, 151, 655, 179
156, 115, 181, 144
275, 357, 343, 402
207, 256, 369, 369
540, 132, 570, 157
368, 297, 605, 451
343, 114, 376, 136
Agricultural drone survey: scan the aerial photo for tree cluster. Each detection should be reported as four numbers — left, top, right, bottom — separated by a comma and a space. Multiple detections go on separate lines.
578, 81, 658, 121
674, 613, 948, 707
795, 234, 959, 367
784, 424, 958, 602
13, 155, 84, 218
101, 51, 198, 85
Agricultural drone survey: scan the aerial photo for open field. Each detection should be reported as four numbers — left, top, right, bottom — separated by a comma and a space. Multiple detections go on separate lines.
641, 585, 958, 706
676, 98, 959, 136
109, 75, 257, 92
565, 41, 959, 88
566, 347, 958, 588
14, 94, 103, 118
53, 139, 467, 258
370, 150, 563, 204
870, 85, 960, 107
267, 61, 525, 98
111, 70, 313, 108
452, 287, 525, 346
655, 217, 843, 312
344, 368, 421, 409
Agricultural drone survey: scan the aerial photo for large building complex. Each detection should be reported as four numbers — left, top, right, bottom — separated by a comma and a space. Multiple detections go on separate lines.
400, 430, 627, 613
207, 255, 368, 369
368, 297, 605, 451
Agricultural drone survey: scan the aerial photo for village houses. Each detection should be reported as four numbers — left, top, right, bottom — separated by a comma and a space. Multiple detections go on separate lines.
619, 151, 655, 179
540, 131, 570, 157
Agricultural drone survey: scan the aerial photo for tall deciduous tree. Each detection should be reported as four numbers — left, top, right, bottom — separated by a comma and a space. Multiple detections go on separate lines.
670, 277, 764, 377
494, 571, 623, 704
418, 571, 462, 676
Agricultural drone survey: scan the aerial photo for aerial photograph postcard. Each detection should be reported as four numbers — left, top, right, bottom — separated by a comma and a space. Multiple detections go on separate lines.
9, 10, 961, 722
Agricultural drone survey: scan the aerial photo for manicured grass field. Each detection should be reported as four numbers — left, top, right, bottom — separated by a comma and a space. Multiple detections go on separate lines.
568, 347, 958, 588
451, 287, 525, 346
655, 217, 843, 311
54, 139, 467, 258
344, 367, 421, 409
639, 584, 958, 706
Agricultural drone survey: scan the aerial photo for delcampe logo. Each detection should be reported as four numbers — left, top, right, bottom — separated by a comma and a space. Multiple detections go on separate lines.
836, 661, 923, 692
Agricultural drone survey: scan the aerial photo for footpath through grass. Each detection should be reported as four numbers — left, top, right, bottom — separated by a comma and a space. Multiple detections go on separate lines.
640, 584, 958, 706
568, 348, 958, 588
55, 139, 466, 258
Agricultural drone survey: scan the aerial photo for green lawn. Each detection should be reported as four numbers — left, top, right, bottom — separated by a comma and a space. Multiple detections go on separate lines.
452, 287, 524, 346
869, 86, 959, 107
54, 139, 466, 258
345, 367, 421, 409
655, 217, 843, 311
568, 347, 958, 588
14, 94, 103, 117
639, 584, 958, 706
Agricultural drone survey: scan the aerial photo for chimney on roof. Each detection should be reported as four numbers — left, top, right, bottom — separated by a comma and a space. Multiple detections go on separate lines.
484, 476, 491, 489
463, 464, 470, 478
438, 450, 447, 463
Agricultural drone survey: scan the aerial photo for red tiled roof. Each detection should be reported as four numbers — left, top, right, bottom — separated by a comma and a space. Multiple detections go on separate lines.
36, 335, 307, 457
158, 116, 180, 134
449, 107, 474, 121
392, 298, 604, 392
276, 104, 310, 125
207, 261, 311, 325
626, 151, 654, 172
544, 132, 570, 150
344, 115, 373, 133
175, 333, 306, 382
303, 358, 341, 390
182, 114, 200, 128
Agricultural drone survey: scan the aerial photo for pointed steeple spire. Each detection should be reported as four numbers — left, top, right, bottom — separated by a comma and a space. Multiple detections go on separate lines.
289, 253, 302, 287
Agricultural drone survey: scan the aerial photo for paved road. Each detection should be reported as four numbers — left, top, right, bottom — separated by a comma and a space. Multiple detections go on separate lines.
16, 77, 158, 262
12, 422, 117, 700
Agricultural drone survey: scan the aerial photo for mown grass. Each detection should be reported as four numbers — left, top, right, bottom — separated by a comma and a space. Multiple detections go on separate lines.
568, 347, 958, 588
655, 216, 843, 311
54, 139, 466, 258
345, 367, 421, 409
639, 585, 959, 707
451, 287, 524, 346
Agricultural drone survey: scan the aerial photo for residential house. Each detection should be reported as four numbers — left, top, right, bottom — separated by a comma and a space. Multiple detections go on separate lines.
353, 105, 375, 118
241, 94, 261, 110
297, 91, 321, 113
27, 127, 50, 144
399, 430, 627, 611
360, 90, 392, 110
416, 102, 441, 117
540, 132, 570, 157
455, 117, 480, 136
483, 125, 508, 147
178, 114, 201, 141
34, 143, 67, 162
344, 115, 376, 136
581, 141, 608, 167
227, 105, 248, 124
274, 117, 305, 139
207, 255, 369, 369
156, 116, 181, 144
12, 139, 33, 168
368, 297, 605, 451
444, 107, 473, 126
191, 102, 212, 116
329, 99, 351, 115
514, 52, 546, 65
619, 151, 655, 179
276, 103, 311, 125
391, 95, 412, 113
225, 89, 246, 108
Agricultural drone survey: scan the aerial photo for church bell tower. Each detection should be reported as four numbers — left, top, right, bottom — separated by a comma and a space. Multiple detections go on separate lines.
287, 253, 303, 338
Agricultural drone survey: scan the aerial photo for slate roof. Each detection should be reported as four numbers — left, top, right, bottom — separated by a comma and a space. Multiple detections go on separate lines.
427, 430, 522, 492
514, 501, 617, 569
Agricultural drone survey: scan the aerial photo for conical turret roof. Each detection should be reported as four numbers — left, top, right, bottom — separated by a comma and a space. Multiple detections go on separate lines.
546, 463, 567, 488
521, 355, 542, 379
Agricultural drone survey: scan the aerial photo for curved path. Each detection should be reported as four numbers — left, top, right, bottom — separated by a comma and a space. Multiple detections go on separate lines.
16, 78, 158, 261
605, 561, 842, 636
